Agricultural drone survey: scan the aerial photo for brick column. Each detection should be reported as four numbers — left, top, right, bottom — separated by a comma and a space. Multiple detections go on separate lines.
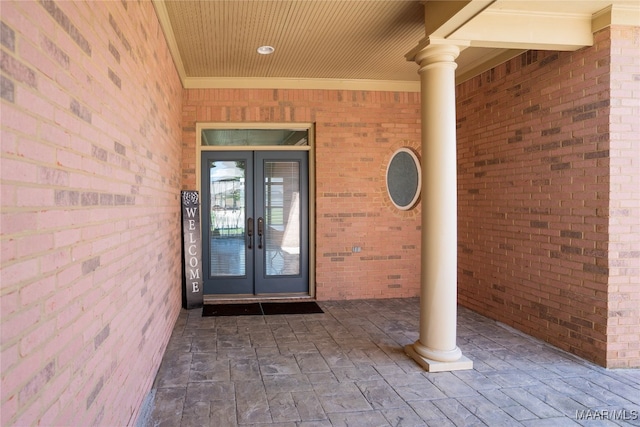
405, 42, 473, 372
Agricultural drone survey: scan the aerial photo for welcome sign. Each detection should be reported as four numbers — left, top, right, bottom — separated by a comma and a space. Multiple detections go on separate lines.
181, 190, 204, 309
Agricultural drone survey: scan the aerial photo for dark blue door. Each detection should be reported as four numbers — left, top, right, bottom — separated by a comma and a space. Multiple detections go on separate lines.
201, 151, 309, 295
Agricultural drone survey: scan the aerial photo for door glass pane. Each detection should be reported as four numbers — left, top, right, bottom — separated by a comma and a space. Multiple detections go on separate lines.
209, 160, 246, 276
264, 161, 300, 276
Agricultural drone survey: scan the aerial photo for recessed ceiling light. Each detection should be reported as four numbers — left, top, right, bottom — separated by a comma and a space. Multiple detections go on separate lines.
257, 45, 275, 55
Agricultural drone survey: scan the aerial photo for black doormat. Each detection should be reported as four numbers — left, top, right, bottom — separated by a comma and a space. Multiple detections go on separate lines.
202, 301, 323, 317
202, 303, 262, 317
262, 301, 324, 315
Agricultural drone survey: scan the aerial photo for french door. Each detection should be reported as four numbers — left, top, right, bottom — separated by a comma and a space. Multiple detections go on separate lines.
201, 151, 309, 295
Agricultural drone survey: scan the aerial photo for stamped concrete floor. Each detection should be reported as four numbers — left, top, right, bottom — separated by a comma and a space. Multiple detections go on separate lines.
145, 298, 640, 426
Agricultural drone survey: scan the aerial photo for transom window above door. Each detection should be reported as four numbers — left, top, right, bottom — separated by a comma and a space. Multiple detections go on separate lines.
202, 129, 308, 146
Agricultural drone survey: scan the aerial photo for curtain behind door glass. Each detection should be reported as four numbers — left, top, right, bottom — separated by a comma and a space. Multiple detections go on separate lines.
264, 161, 300, 276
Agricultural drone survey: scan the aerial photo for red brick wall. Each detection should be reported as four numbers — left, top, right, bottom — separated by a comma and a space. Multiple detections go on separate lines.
182, 89, 422, 300
1, 1, 183, 425
456, 27, 639, 368
606, 25, 640, 368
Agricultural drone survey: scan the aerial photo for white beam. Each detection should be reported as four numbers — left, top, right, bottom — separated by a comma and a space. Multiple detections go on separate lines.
593, 4, 640, 32
448, 9, 594, 51
424, 1, 496, 38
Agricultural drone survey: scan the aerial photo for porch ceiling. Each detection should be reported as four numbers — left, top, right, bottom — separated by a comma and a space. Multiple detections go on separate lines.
153, 0, 640, 90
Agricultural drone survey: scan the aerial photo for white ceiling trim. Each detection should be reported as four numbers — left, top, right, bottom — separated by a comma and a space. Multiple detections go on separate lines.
183, 77, 421, 92
152, 0, 187, 84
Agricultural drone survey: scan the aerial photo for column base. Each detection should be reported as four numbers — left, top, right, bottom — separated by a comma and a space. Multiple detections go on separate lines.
405, 344, 473, 372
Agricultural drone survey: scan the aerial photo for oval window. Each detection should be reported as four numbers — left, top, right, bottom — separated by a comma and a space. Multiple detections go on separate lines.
386, 148, 421, 210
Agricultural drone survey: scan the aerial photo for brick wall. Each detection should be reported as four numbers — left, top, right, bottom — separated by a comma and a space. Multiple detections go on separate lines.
182, 89, 422, 300
456, 27, 639, 368
1, 1, 183, 425
606, 25, 640, 368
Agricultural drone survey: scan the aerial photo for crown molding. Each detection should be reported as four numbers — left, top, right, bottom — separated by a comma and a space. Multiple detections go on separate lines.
183, 77, 421, 92
152, 0, 187, 84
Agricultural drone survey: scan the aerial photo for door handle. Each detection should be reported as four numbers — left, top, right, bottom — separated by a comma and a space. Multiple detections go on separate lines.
247, 217, 253, 250
257, 217, 264, 249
